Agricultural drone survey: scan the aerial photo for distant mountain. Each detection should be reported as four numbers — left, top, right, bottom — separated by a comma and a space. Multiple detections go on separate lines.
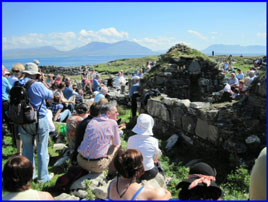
3, 41, 156, 59
202, 44, 266, 56
3, 46, 65, 59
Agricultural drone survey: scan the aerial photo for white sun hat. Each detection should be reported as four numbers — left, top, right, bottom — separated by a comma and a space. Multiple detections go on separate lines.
132, 113, 154, 136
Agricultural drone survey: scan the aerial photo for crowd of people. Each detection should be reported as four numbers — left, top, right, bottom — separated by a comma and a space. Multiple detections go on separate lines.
2, 59, 266, 200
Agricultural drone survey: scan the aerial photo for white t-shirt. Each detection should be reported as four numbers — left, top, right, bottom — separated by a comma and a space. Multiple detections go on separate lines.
127, 134, 161, 171
115, 76, 126, 89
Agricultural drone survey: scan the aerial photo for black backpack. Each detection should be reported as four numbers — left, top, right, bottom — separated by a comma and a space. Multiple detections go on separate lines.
8, 80, 42, 125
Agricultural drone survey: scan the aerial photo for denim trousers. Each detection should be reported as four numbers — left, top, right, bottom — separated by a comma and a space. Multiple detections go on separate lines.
58, 109, 71, 122
19, 116, 51, 183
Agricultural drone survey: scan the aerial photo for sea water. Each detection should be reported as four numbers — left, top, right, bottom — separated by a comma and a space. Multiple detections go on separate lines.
2, 55, 149, 70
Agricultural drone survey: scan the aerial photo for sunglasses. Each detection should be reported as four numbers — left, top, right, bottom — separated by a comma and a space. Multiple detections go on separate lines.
13, 70, 20, 73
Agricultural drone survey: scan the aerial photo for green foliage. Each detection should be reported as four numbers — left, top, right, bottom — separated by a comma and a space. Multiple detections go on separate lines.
222, 166, 250, 200
93, 55, 159, 74
85, 180, 96, 200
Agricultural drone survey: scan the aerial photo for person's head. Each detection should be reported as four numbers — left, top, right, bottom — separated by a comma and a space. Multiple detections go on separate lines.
96, 74, 100, 79
89, 102, 102, 117
237, 68, 241, 73
33, 59, 40, 66
114, 149, 145, 179
22, 62, 41, 79
132, 113, 154, 136
57, 82, 66, 91
249, 70, 255, 78
100, 86, 108, 95
2, 64, 7, 75
239, 80, 245, 86
3, 155, 33, 192
53, 94, 61, 103
100, 101, 119, 120
75, 103, 89, 115
231, 73, 236, 79
176, 162, 224, 200
11, 63, 25, 78
4, 71, 11, 78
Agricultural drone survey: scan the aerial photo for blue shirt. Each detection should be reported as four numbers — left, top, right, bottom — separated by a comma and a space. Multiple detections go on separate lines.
94, 92, 105, 103
2, 76, 12, 101
63, 87, 76, 100
8, 75, 19, 87
92, 78, 100, 91
129, 83, 140, 97
18, 78, 53, 118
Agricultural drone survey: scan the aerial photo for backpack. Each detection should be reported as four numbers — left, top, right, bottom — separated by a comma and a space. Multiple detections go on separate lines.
55, 166, 88, 192
8, 80, 42, 125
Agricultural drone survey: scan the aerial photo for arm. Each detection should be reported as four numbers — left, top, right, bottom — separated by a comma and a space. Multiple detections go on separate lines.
54, 108, 62, 122
144, 185, 172, 200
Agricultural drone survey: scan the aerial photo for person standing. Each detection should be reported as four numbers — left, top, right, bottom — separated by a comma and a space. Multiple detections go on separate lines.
18, 62, 54, 183
129, 76, 140, 118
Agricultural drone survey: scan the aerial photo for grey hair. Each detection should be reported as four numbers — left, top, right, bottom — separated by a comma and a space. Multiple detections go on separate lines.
100, 100, 117, 114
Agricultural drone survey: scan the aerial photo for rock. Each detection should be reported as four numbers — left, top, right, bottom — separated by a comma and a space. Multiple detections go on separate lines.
195, 119, 219, 143
141, 173, 166, 189
188, 60, 201, 74
71, 190, 88, 199
92, 183, 110, 200
70, 172, 105, 191
165, 134, 179, 151
182, 114, 196, 134
53, 143, 68, 151
175, 99, 191, 107
190, 102, 211, 109
54, 193, 79, 200
181, 133, 194, 145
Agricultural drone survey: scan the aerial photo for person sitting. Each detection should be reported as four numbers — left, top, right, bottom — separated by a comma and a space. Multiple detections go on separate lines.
249, 147, 266, 200
55, 82, 75, 113
71, 99, 108, 163
176, 162, 224, 200
228, 73, 239, 90
77, 101, 121, 175
107, 148, 171, 200
236, 68, 244, 80
66, 103, 89, 153
92, 74, 101, 92
128, 114, 163, 181
63, 78, 78, 100
3, 155, 54, 200
94, 86, 108, 103
50, 94, 71, 122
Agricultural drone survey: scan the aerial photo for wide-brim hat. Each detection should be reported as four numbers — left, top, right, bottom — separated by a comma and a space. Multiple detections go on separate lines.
132, 113, 154, 136
23, 62, 41, 75
176, 162, 224, 200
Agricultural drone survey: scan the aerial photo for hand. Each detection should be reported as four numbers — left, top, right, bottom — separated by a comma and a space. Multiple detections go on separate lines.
119, 123, 126, 130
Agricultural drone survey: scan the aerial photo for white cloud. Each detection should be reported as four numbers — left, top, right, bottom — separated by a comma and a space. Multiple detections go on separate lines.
132, 36, 190, 51
2, 27, 129, 51
257, 32, 266, 39
188, 30, 208, 41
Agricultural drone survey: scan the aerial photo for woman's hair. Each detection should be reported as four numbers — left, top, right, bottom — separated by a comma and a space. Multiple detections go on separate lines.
11, 63, 25, 72
3, 155, 33, 192
75, 103, 89, 115
57, 82, 66, 90
114, 149, 145, 179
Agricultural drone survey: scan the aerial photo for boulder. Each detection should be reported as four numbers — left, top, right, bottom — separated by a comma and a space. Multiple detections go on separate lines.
54, 193, 79, 200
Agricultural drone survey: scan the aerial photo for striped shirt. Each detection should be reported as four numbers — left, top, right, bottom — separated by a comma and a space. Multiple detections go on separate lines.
78, 114, 121, 159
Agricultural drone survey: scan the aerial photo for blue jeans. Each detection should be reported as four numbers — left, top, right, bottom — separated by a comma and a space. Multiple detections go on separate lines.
19, 116, 51, 183
58, 109, 71, 122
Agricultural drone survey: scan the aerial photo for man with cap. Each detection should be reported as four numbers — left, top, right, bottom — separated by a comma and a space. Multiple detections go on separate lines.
17, 62, 54, 183
176, 162, 224, 200
127, 114, 162, 181
129, 76, 140, 118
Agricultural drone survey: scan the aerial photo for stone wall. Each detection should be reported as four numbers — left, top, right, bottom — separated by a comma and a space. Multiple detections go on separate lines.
145, 75, 266, 163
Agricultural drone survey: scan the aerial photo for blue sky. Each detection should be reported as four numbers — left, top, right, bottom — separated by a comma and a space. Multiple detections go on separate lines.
2, 2, 266, 52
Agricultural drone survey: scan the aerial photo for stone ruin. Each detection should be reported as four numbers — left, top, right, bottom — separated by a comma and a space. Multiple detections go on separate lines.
140, 44, 266, 167
141, 44, 225, 101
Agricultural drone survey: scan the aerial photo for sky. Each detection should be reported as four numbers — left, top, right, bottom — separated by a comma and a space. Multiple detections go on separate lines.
2, 2, 267, 52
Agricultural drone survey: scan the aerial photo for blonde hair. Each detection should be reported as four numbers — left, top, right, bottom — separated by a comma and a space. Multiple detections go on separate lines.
11, 63, 25, 72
